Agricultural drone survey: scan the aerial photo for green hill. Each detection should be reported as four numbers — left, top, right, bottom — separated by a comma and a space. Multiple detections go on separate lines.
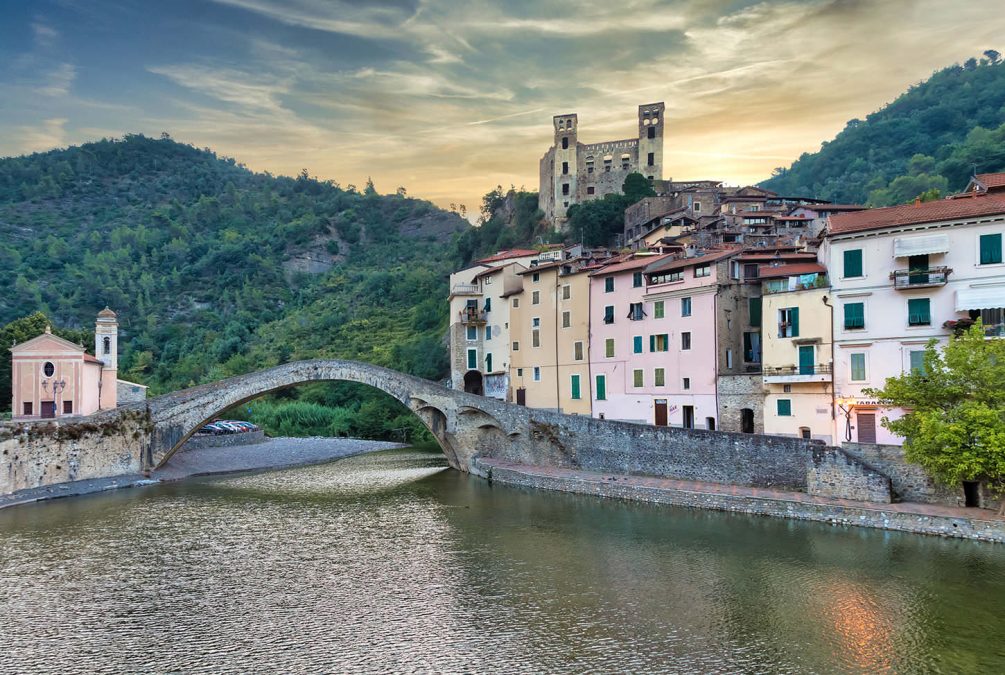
760, 53, 1005, 205
0, 134, 481, 437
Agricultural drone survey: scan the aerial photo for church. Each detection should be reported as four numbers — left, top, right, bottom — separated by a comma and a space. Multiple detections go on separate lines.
9, 308, 147, 420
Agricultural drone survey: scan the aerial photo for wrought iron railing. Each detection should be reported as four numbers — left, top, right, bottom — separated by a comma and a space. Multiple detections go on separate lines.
763, 364, 833, 377
891, 266, 951, 289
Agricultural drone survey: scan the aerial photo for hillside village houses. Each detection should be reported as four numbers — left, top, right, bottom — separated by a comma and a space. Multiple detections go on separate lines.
450, 104, 1005, 447
9, 308, 147, 420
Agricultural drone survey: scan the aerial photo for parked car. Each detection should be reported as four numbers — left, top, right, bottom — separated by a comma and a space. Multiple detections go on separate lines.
197, 420, 259, 435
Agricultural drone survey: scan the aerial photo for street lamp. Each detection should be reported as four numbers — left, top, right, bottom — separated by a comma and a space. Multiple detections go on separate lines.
836, 397, 853, 442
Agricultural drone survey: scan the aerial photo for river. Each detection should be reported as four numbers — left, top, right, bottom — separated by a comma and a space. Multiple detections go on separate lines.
1, 449, 1004, 673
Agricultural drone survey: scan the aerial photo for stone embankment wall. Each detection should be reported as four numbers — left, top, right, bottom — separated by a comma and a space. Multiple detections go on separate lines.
0, 408, 149, 495
180, 430, 266, 451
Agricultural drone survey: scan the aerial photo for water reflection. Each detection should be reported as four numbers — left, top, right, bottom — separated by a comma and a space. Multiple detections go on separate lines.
1, 449, 1004, 673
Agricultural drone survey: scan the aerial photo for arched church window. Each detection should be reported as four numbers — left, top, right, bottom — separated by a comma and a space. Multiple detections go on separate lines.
103, 337, 111, 354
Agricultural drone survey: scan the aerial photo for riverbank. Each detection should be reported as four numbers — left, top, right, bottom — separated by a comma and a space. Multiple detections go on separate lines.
0, 437, 405, 510
478, 458, 1005, 543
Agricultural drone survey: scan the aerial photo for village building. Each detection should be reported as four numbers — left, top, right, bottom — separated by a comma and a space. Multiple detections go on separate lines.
9, 308, 146, 420
821, 174, 1005, 445
540, 102, 665, 227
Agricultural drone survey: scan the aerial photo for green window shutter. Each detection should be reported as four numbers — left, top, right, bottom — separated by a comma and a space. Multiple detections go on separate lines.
605, 277, 614, 292
908, 298, 931, 325
850, 353, 866, 381
654, 301, 664, 319
777, 399, 792, 416
595, 375, 606, 401
633, 370, 643, 387
844, 302, 865, 329
654, 368, 665, 386
662, 333, 669, 352
980, 233, 1002, 265
910, 350, 926, 374
485, 353, 492, 372
649, 334, 656, 352
843, 249, 863, 278
484, 297, 491, 312
571, 375, 581, 400
633, 336, 643, 354
790, 308, 800, 337
605, 338, 615, 358
749, 297, 762, 327
467, 350, 476, 370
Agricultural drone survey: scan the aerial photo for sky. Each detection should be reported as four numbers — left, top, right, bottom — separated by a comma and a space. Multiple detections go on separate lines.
1, 0, 1003, 216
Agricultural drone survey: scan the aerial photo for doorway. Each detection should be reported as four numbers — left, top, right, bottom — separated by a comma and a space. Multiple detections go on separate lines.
682, 405, 695, 429
740, 408, 755, 433
706, 417, 716, 431
40, 401, 56, 419
654, 399, 668, 426
463, 370, 484, 396
963, 481, 981, 508
516, 387, 526, 406
857, 412, 876, 444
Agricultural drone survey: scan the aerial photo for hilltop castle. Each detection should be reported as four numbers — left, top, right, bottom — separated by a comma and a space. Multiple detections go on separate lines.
539, 102, 665, 227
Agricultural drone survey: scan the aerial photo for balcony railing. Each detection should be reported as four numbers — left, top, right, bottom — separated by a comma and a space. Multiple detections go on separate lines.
891, 266, 951, 289
985, 323, 1005, 338
450, 283, 480, 295
763, 364, 832, 377
459, 309, 487, 325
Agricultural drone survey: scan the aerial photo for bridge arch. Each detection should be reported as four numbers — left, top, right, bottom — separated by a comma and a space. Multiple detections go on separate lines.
145, 360, 465, 470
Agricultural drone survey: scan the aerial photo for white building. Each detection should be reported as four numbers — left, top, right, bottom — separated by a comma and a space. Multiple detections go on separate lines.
822, 175, 1005, 445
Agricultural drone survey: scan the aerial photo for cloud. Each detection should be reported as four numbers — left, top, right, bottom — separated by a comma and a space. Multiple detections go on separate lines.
31, 21, 59, 48
13, 118, 68, 153
34, 63, 76, 97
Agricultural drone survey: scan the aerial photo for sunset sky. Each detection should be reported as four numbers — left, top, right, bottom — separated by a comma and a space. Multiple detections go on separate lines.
1, 0, 1002, 215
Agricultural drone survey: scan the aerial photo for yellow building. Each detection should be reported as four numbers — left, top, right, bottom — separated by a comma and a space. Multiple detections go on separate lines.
509, 259, 593, 414
760, 264, 836, 444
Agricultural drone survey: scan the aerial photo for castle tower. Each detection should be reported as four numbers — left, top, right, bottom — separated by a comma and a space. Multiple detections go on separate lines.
95, 307, 118, 409
637, 102, 665, 182
552, 113, 578, 225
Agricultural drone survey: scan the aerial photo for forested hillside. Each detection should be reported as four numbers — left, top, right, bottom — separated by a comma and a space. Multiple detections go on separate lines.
761, 53, 1005, 205
0, 134, 508, 437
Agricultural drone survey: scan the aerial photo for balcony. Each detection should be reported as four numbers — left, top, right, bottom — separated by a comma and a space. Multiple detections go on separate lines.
763, 363, 832, 384
891, 266, 951, 290
450, 283, 480, 296
459, 308, 487, 325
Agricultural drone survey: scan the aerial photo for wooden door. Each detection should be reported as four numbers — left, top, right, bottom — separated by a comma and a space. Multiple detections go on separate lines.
654, 400, 668, 426
516, 387, 526, 406
857, 412, 876, 444
41, 401, 56, 419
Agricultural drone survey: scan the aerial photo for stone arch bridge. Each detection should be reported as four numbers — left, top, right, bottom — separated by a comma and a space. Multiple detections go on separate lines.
1, 360, 893, 503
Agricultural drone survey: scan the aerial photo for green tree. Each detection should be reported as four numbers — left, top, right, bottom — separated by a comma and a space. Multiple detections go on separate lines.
865, 323, 1005, 512
622, 172, 657, 203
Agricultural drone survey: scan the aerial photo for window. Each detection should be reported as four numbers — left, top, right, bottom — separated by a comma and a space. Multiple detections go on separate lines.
103, 337, 111, 355
693, 201, 701, 213
595, 375, 607, 400
466, 325, 477, 341
571, 375, 581, 400
63, 400, 73, 414
604, 277, 615, 293
628, 302, 644, 321
23, 402, 32, 415
574, 341, 584, 360
532, 317, 541, 328
647, 126, 656, 139
562, 161, 569, 175
633, 271, 643, 288
748, 298, 762, 327
908, 298, 931, 326
850, 353, 867, 381
512, 341, 520, 351
562, 285, 571, 300
633, 369, 644, 387
800, 427, 811, 440
532, 290, 540, 305
467, 349, 477, 370
725, 349, 733, 369
681, 332, 691, 350
909, 350, 926, 374
654, 300, 665, 319
605, 338, 615, 358
533, 367, 541, 382
980, 233, 1002, 264
633, 335, 643, 354
654, 368, 665, 386
681, 297, 692, 317
783, 384, 792, 393
562, 183, 570, 196
603, 305, 615, 324
777, 399, 792, 416
647, 152, 654, 166
843, 249, 863, 278
484, 326, 491, 341
844, 302, 865, 330
513, 298, 520, 308
743, 332, 761, 363
694, 265, 710, 278
561, 136, 569, 149
743, 264, 759, 279
587, 186, 595, 195
43, 361, 55, 377
682, 377, 691, 390
532, 330, 541, 348
532, 272, 540, 282
562, 311, 571, 328
517, 368, 523, 376
649, 270, 683, 284
651, 333, 669, 352
778, 307, 800, 337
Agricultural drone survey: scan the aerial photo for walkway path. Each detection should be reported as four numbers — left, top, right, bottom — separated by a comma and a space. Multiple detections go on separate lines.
479, 459, 1005, 543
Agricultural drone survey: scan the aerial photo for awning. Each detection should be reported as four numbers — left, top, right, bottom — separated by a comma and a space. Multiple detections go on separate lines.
893, 233, 950, 257
955, 286, 1005, 312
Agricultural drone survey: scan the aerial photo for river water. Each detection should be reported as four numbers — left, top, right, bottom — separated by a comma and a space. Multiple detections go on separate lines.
2, 449, 1004, 673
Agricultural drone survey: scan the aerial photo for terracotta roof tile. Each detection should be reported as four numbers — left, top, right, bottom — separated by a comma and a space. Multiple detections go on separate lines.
475, 248, 539, 264
644, 248, 741, 274
976, 172, 1005, 189
828, 194, 1005, 235
590, 254, 669, 276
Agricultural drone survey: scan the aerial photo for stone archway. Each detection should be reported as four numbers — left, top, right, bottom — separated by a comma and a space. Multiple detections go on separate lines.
463, 370, 484, 396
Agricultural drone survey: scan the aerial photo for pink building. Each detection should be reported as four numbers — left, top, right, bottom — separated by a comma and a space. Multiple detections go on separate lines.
589, 250, 725, 429
9, 308, 144, 420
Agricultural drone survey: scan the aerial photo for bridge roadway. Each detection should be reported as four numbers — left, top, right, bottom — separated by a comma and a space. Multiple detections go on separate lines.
1, 360, 894, 503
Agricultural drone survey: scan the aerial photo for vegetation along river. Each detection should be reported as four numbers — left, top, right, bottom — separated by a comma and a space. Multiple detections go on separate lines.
1, 448, 1004, 673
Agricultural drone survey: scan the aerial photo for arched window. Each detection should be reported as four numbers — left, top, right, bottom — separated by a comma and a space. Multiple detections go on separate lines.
103, 337, 111, 355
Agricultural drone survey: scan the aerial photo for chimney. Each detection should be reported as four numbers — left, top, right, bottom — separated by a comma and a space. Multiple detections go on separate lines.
914, 197, 922, 207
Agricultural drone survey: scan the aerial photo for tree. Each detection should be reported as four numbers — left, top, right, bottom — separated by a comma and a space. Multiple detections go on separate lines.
622, 172, 656, 203
864, 323, 1005, 512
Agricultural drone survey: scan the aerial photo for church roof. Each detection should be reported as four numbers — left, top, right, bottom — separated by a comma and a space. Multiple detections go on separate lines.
10, 331, 86, 355
97, 306, 117, 319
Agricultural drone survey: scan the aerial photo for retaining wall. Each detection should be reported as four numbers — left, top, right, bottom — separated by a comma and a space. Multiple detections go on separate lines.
180, 430, 266, 451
